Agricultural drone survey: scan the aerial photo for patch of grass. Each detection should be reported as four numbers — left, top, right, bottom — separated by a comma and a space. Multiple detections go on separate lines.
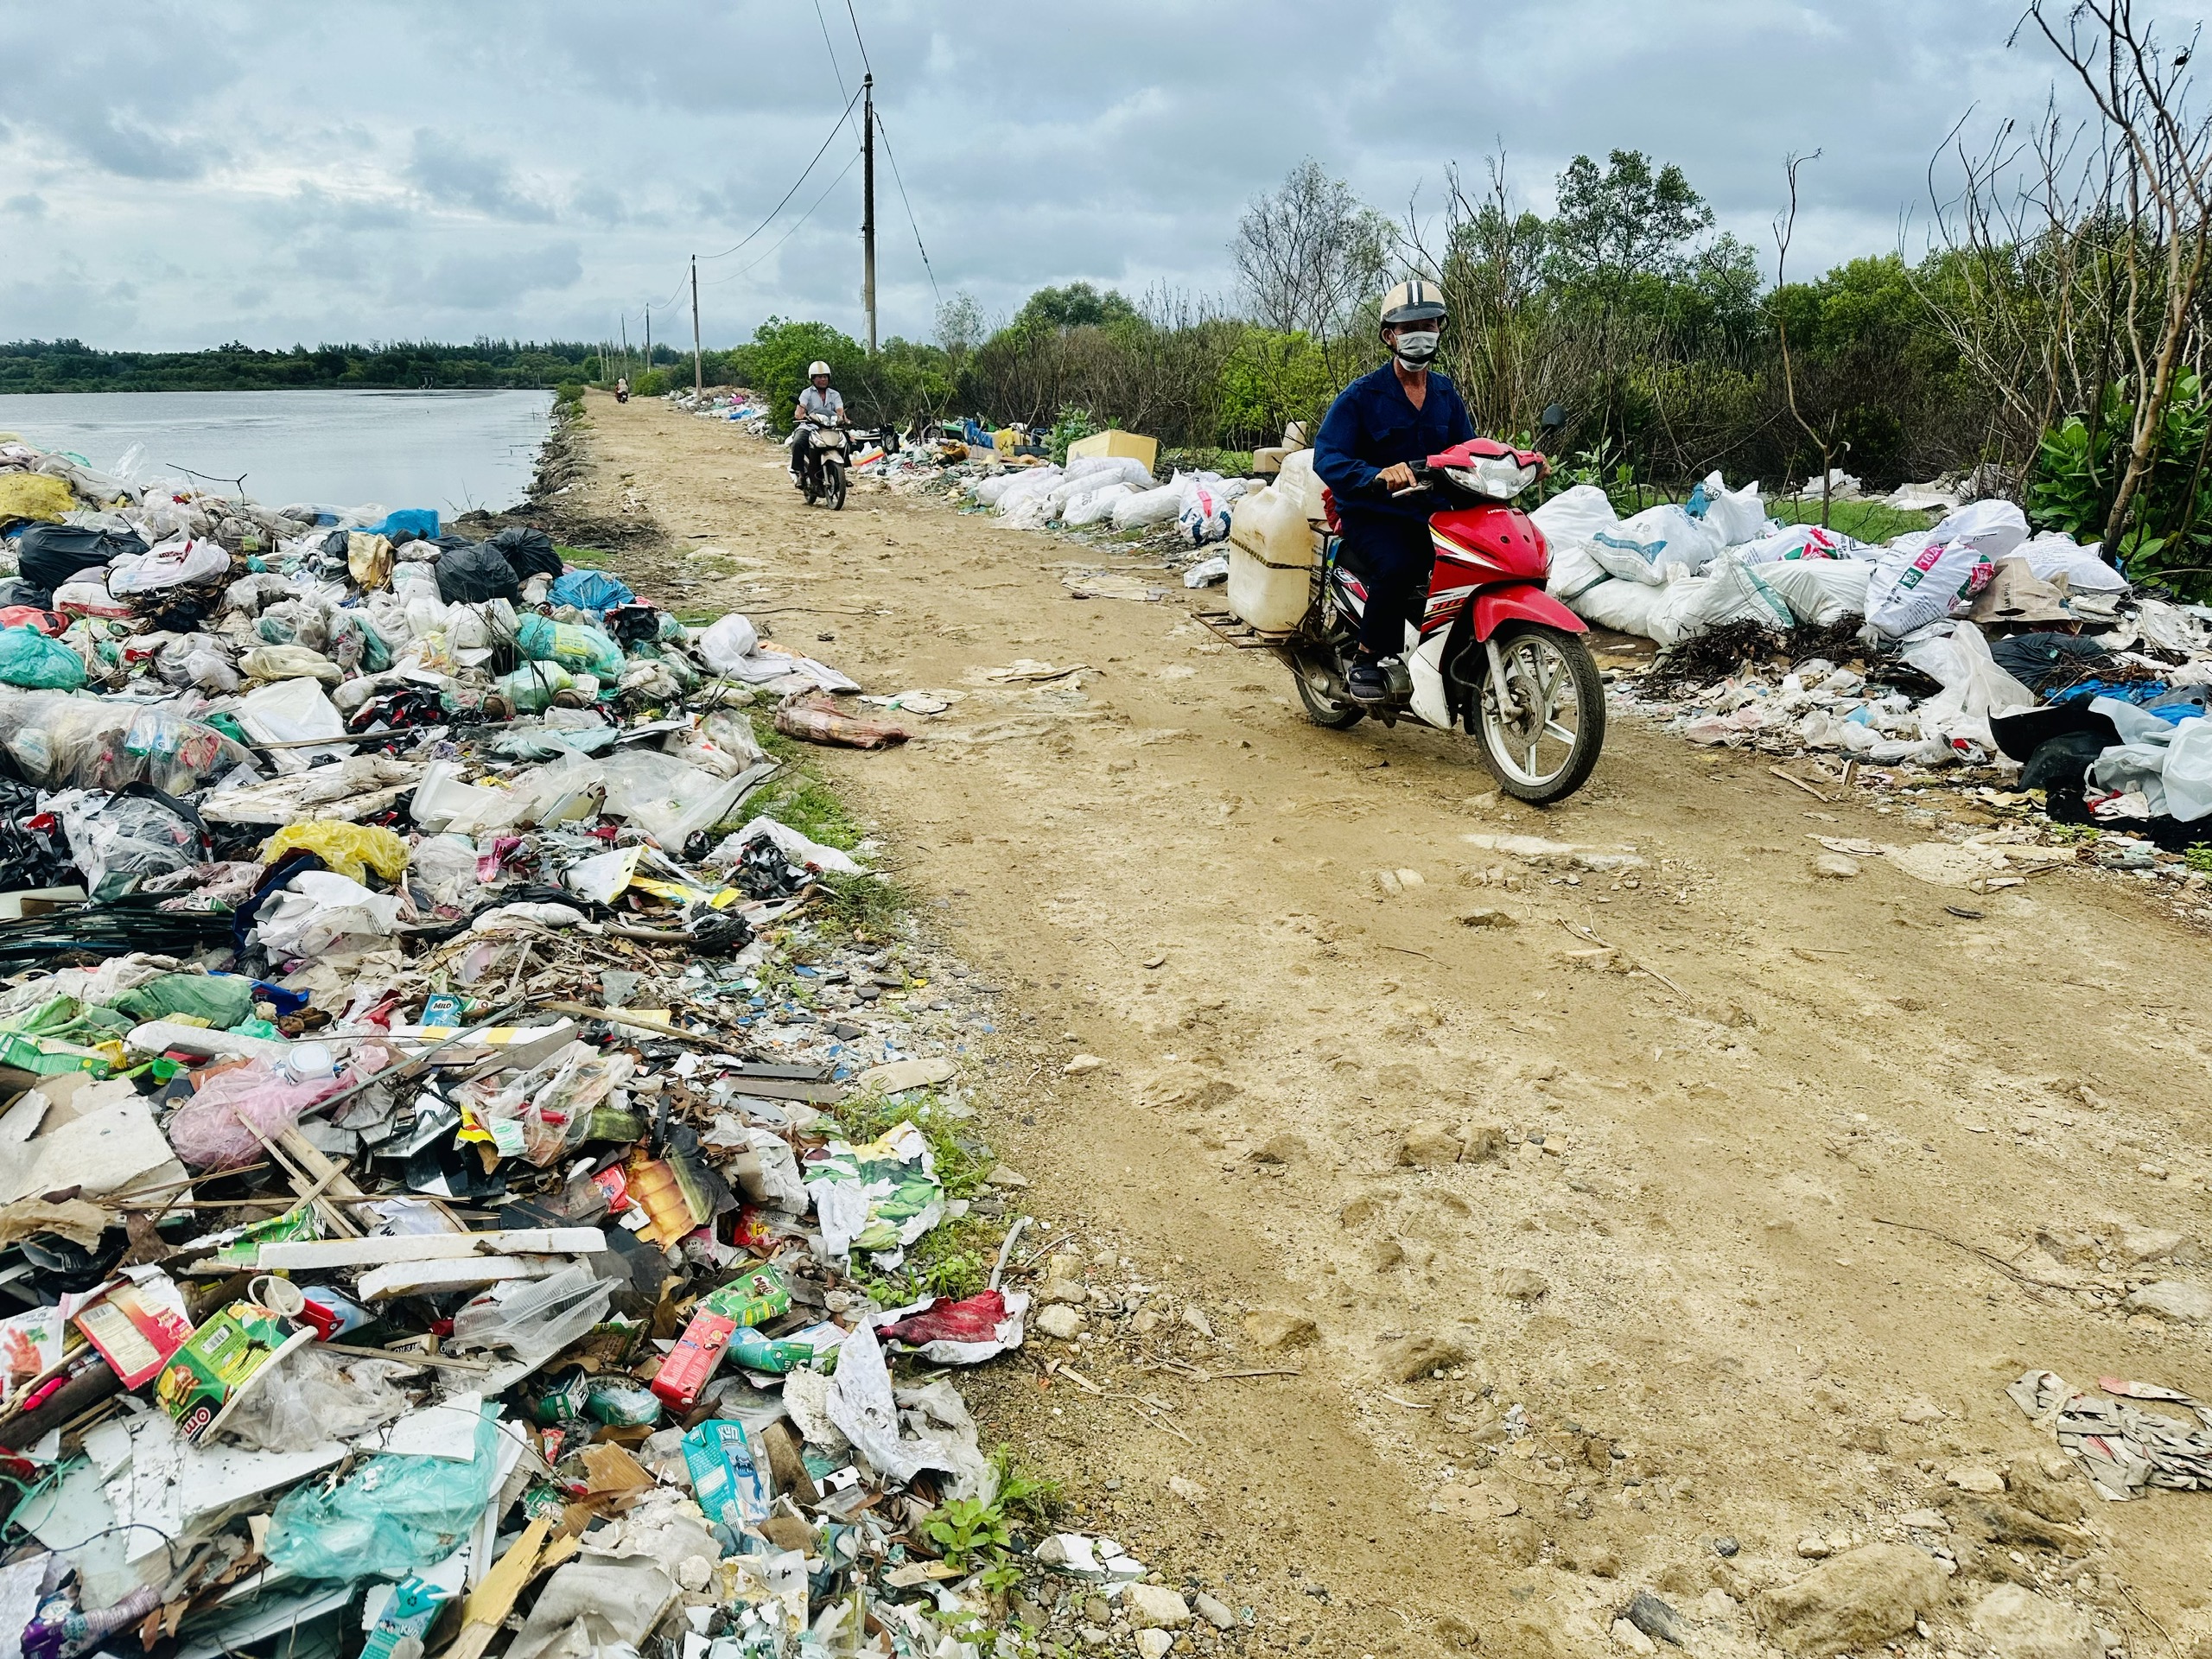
2183, 842, 2212, 874
556, 543, 617, 568
830, 1086, 992, 1202
814, 869, 915, 939
1160, 445, 1255, 478
1765, 496, 1937, 546
756, 772, 862, 851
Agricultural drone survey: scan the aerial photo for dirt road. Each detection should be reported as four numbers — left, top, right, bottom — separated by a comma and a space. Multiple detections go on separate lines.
574, 394, 2209, 1656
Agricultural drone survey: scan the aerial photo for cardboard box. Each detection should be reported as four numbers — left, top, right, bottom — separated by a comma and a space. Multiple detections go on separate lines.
1066, 429, 1159, 474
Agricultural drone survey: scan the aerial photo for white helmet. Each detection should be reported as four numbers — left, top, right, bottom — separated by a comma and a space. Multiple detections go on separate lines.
807, 361, 831, 378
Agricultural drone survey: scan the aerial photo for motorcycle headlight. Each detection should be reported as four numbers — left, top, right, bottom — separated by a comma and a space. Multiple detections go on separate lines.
1446, 456, 1539, 499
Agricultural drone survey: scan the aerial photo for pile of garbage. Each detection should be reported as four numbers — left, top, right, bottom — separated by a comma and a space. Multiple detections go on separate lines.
964, 459, 1247, 556
1537, 480, 2212, 842
0, 435, 1079, 1659
673, 391, 769, 435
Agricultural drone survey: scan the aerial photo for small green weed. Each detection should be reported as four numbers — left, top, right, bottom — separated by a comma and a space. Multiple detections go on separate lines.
556, 543, 616, 568
813, 870, 914, 941
920, 1451, 1063, 1574
2184, 843, 2212, 875
758, 773, 862, 851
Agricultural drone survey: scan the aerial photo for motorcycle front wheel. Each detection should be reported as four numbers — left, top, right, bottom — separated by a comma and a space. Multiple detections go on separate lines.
1474, 622, 1605, 804
823, 465, 848, 511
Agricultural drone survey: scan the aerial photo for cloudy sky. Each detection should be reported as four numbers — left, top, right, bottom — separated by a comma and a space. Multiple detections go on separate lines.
0, 0, 2157, 353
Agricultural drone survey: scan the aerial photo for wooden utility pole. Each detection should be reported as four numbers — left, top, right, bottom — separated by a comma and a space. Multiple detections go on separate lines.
620, 315, 629, 382
690, 255, 702, 398
862, 73, 877, 355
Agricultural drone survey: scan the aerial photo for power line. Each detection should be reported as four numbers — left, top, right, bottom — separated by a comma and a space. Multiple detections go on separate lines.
842, 0, 874, 77
701, 148, 862, 286
810, 0, 866, 149
696, 84, 862, 263
870, 108, 942, 310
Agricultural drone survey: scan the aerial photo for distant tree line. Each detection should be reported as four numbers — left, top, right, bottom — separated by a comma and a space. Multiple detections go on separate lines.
0, 338, 652, 393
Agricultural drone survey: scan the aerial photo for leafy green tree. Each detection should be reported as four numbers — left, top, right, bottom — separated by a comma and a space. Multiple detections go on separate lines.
742, 318, 867, 434
1548, 149, 1714, 292
1010, 283, 1138, 334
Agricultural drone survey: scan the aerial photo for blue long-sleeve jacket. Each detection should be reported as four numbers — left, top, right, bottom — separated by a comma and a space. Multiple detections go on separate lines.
1313, 364, 1476, 536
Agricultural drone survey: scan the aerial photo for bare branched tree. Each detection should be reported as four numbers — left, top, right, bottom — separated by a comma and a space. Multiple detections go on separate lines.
1232, 159, 1395, 351
1774, 150, 1846, 524
2024, 0, 2212, 548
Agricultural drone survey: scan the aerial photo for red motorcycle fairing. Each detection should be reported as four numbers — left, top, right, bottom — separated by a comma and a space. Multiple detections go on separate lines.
1473, 585, 1586, 639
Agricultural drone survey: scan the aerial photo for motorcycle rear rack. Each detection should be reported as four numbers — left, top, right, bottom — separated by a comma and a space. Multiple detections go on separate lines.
1190, 609, 1277, 649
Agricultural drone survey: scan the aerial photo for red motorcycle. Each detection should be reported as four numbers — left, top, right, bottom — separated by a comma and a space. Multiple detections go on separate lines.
1286, 437, 1605, 804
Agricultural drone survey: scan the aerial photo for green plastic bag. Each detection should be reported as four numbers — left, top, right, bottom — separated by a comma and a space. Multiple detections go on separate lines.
112, 973, 257, 1028
264, 1402, 504, 1583
0, 626, 86, 690
515, 613, 623, 680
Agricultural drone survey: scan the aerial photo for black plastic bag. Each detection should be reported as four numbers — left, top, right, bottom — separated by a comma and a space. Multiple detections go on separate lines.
488, 525, 562, 578
16, 523, 148, 592
435, 541, 520, 603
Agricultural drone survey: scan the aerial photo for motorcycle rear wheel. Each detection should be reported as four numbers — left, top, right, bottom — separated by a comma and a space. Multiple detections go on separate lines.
1473, 622, 1605, 803
1294, 657, 1364, 729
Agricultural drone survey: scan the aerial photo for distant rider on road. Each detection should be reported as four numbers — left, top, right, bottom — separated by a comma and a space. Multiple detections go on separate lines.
792, 360, 846, 490
1313, 280, 1474, 704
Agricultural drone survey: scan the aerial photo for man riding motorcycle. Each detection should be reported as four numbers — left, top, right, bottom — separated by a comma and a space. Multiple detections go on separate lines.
791, 360, 847, 493
1313, 280, 1475, 704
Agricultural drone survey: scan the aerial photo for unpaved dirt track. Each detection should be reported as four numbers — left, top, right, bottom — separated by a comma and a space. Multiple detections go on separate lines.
577, 394, 2210, 1656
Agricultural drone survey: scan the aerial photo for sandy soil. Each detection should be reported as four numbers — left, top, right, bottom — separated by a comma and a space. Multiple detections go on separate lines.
566, 392, 2211, 1657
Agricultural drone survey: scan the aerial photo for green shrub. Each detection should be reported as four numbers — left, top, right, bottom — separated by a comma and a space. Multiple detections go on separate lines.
554, 381, 585, 406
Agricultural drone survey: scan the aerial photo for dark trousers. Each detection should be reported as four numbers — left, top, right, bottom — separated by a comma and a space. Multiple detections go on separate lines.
1345, 516, 1433, 659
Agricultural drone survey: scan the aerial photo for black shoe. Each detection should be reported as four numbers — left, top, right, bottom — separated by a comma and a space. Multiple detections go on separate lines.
1347, 660, 1389, 702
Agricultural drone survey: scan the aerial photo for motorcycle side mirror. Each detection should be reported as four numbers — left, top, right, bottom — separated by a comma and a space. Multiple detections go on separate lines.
1540, 404, 1567, 431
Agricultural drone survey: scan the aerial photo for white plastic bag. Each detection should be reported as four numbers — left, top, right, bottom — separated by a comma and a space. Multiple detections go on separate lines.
1929, 499, 2028, 562
1062, 483, 1133, 526
595, 748, 747, 848
1759, 558, 1875, 626
108, 536, 229, 595
239, 677, 348, 772
253, 870, 401, 957
1866, 537, 1994, 639
2161, 717, 2212, 822
1903, 623, 2036, 751
1178, 475, 1236, 546
1062, 454, 1154, 490
2019, 531, 2130, 594
1674, 555, 1796, 635
1110, 474, 1188, 530
1739, 523, 1865, 563
1529, 485, 1619, 601
1699, 473, 1768, 545
698, 613, 760, 673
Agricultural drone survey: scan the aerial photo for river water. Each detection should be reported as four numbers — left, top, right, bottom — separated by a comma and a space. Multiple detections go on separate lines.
0, 389, 553, 517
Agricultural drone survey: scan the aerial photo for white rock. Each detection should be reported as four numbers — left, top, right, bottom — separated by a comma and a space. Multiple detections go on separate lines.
1122, 1585, 1192, 1630
1063, 1053, 1106, 1076
1192, 1592, 1235, 1630
1036, 1306, 1087, 1341
2126, 1279, 2212, 1323
1796, 1535, 1831, 1559
1947, 1465, 2005, 1494
1611, 1618, 1656, 1654
1181, 1304, 1215, 1339
1135, 1630, 1173, 1659
1970, 1584, 2100, 1659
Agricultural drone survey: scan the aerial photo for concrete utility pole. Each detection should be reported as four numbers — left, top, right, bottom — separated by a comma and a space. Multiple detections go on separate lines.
862, 73, 876, 355
645, 306, 651, 378
691, 255, 702, 399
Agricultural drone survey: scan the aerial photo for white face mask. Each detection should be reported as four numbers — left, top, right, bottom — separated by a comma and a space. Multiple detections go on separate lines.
1393, 330, 1440, 365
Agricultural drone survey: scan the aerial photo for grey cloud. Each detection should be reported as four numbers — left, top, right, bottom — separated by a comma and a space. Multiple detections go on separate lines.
3, 194, 44, 218
0, 0, 2152, 349
407, 132, 556, 224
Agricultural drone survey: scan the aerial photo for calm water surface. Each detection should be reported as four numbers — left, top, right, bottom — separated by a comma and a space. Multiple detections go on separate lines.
0, 389, 553, 517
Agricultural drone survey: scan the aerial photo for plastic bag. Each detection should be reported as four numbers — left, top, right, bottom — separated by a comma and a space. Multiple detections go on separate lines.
0, 474, 76, 526
547, 569, 634, 612
15, 523, 147, 593
1529, 485, 1619, 601
252, 870, 402, 957
1109, 474, 1187, 531
411, 760, 535, 835
346, 531, 395, 590
0, 626, 86, 690
434, 542, 520, 604
240, 644, 341, 683
697, 613, 759, 674
1928, 499, 2028, 562
1061, 454, 1154, 490
264, 1402, 504, 1584
1758, 558, 1875, 626
450, 1262, 615, 1363
111, 972, 257, 1027
596, 748, 747, 847
1672, 555, 1796, 636
1904, 623, 2037, 749
1178, 476, 1236, 546
108, 536, 229, 594
256, 599, 330, 652
1062, 482, 1132, 526
516, 614, 625, 679
1696, 472, 1768, 545
1866, 537, 1994, 639
48, 787, 205, 893
664, 709, 766, 777
263, 823, 410, 884
488, 524, 562, 578
457, 1040, 633, 1166
154, 632, 239, 693
220, 1346, 416, 1453
1590, 505, 1723, 583
2162, 717, 2212, 822
240, 676, 348, 770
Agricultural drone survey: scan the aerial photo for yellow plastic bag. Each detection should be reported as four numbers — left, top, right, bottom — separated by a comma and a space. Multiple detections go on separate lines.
262, 823, 410, 884
0, 474, 77, 525
347, 532, 395, 590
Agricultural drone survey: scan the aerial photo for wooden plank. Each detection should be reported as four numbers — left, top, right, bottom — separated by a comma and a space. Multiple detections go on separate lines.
437, 1516, 550, 1659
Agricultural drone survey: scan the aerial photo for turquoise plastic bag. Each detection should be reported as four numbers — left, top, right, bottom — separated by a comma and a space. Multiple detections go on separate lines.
264, 1403, 505, 1583
515, 613, 623, 680
0, 626, 86, 690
